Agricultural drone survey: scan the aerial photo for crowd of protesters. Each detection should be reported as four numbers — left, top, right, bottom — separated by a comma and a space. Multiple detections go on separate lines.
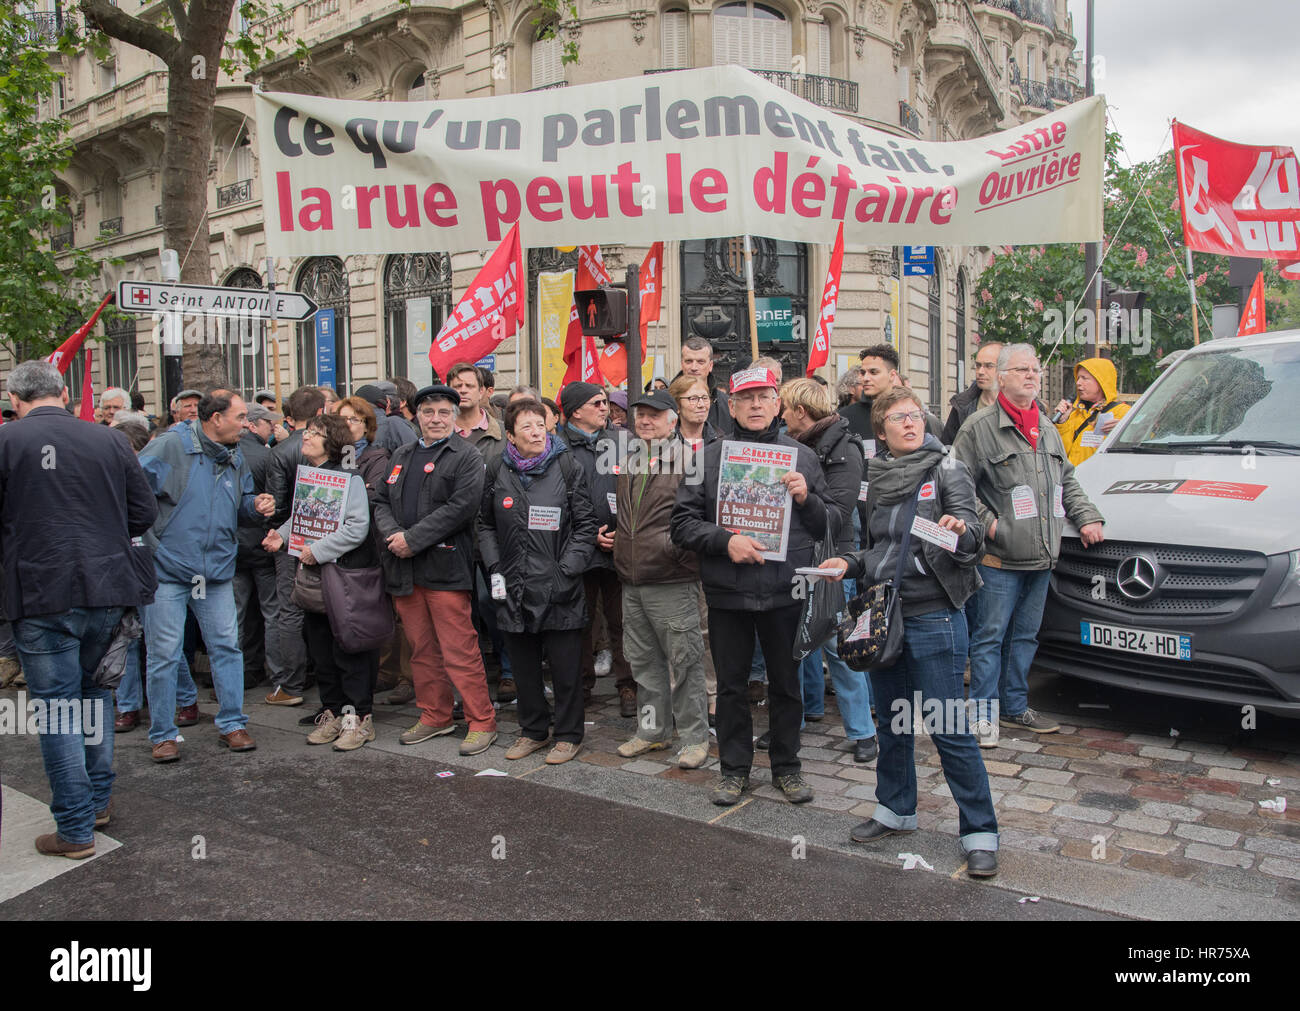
1, 337, 1114, 880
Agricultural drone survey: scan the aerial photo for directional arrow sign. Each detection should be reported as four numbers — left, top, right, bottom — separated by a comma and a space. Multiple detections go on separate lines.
116, 281, 318, 321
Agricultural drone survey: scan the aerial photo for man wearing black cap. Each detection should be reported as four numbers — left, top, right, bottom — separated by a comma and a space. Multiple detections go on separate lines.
374, 384, 498, 755
558, 381, 635, 717
671, 367, 832, 807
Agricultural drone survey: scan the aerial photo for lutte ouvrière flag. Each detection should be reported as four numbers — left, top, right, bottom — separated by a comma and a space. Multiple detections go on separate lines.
46, 293, 115, 373
78, 348, 96, 421
429, 223, 524, 378
1237, 272, 1266, 336
806, 222, 844, 377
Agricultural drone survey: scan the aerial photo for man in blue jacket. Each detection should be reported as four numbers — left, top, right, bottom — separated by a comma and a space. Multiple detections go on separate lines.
0, 361, 158, 858
138, 390, 274, 762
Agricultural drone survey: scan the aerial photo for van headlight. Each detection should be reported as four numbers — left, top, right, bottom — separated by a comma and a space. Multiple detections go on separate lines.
1272, 551, 1300, 607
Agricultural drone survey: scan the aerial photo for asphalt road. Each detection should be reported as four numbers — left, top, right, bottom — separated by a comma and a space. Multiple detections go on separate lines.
0, 722, 1110, 922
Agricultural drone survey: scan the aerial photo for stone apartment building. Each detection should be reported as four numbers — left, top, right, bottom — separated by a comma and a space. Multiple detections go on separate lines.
21, 0, 1081, 413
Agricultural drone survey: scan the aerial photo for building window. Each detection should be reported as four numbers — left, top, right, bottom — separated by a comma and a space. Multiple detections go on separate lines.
532, 25, 564, 89
955, 269, 967, 389
384, 252, 453, 386
223, 267, 267, 402
662, 8, 689, 69
98, 59, 116, 92
713, 2, 791, 72
928, 266, 943, 411
103, 314, 137, 391
296, 257, 350, 393
407, 71, 428, 101
816, 20, 830, 77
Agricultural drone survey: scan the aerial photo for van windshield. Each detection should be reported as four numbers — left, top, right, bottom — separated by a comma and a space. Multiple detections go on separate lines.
1110, 342, 1300, 454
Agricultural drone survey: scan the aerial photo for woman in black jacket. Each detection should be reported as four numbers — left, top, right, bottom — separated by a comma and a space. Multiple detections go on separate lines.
479, 400, 597, 765
819, 387, 999, 878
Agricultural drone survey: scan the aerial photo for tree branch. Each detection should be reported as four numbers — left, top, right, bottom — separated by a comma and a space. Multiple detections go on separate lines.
77, 0, 181, 65
167, 0, 190, 38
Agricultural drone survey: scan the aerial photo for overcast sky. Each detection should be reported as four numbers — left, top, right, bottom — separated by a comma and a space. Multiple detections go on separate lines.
1066, 0, 1298, 164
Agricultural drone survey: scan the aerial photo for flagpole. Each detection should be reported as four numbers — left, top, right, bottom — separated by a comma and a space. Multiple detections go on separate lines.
1184, 247, 1202, 345
744, 234, 759, 363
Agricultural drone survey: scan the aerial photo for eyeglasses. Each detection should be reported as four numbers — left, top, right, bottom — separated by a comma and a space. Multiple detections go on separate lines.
304, 429, 325, 439
586, 399, 608, 409
341, 415, 364, 426
1004, 366, 1042, 376
681, 395, 710, 404
884, 410, 925, 425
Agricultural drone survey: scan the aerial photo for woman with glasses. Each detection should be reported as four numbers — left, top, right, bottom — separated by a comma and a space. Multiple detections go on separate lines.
263, 413, 380, 751
670, 374, 716, 451
817, 387, 999, 878
334, 396, 392, 512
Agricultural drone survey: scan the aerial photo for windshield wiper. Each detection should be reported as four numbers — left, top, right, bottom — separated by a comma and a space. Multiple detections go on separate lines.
1163, 439, 1300, 454
1110, 443, 1175, 453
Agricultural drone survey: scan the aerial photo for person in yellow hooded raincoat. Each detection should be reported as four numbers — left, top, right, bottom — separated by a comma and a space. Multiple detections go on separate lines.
1052, 357, 1131, 465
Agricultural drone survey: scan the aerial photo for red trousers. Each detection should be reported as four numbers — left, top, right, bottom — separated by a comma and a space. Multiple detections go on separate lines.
394, 587, 496, 732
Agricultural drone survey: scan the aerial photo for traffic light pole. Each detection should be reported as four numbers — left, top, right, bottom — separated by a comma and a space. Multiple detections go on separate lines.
626, 263, 641, 394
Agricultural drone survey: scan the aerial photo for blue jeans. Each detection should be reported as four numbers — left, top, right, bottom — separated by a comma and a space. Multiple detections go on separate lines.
114, 640, 196, 713
968, 566, 1052, 719
799, 579, 876, 740
144, 579, 247, 743
868, 607, 998, 853
13, 607, 122, 845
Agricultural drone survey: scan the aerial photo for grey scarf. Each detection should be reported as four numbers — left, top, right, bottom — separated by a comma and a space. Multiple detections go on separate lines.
865, 435, 946, 505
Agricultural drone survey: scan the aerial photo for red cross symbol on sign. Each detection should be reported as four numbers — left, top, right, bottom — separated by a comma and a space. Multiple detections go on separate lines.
130, 287, 150, 305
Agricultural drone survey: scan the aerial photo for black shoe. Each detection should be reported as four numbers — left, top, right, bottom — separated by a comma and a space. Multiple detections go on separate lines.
711, 775, 750, 806
853, 736, 878, 764
774, 773, 814, 804
298, 706, 326, 727
755, 730, 771, 751
452, 700, 464, 721
805, 713, 824, 723
850, 820, 914, 844
967, 850, 998, 878
707, 710, 716, 728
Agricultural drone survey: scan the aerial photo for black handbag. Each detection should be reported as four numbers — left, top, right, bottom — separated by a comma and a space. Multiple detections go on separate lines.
321, 561, 394, 653
291, 560, 327, 614
793, 518, 846, 662
837, 475, 928, 672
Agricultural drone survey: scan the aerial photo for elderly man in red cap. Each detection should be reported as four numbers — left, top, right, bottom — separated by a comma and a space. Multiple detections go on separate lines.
671, 366, 833, 807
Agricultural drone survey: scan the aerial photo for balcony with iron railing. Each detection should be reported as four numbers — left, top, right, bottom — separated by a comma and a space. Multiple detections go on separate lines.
646, 68, 858, 114
216, 178, 255, 208
1020, 79, 1050, 109
1048, 75, 1077, 103
20, 12, 65, 46
528, 81, 569, 92
98, 217, 123, 238
51, 226, 74, 251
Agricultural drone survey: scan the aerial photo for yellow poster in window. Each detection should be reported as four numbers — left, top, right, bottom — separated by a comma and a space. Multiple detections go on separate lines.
886, 277, 900, 349
538, 269, 575, 399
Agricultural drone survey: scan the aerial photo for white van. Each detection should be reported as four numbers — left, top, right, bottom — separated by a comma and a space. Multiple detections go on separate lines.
1036, 329, 1300, 716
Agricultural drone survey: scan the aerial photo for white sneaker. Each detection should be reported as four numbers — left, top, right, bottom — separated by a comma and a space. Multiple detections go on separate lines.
974, 719, 999, 749
594, 649, 613, 677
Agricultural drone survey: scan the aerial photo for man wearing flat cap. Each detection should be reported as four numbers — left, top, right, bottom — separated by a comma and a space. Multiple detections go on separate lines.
355, 382, 417, 454
373, 385, 498, 755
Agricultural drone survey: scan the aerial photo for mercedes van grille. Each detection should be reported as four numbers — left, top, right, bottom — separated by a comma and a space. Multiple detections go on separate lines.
1052, 538, 1267, 618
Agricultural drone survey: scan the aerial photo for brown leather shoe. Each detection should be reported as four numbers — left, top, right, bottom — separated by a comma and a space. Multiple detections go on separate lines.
114, 710, 140, 733
385, 681, 415, 705
218, 728, 257, 752
176, 704, 199, 727
151, 739, 180, 763
35, 833, 94, 859
619, 686, 637, 718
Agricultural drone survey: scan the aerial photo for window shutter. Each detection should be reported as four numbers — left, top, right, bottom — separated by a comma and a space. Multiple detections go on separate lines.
713, 15, 744, 66
532, 34, 563, 89
817, 22, 830, 77
662, 11, 688, 69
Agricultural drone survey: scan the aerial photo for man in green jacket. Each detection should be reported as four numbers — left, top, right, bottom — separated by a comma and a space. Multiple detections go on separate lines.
952, 343, 1105, 748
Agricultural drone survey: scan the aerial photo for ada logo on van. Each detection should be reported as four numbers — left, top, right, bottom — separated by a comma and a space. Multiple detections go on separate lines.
1104, 479, 1268, 501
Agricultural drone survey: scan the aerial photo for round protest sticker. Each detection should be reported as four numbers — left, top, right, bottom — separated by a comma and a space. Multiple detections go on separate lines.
503, 496, 514, 509
424, 462, 435, 473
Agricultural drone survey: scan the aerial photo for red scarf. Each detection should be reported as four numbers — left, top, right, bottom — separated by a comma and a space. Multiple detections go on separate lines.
998, 392, 1039, 449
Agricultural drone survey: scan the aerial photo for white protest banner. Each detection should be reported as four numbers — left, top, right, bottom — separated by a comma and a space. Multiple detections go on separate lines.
254, 66, 1104, 256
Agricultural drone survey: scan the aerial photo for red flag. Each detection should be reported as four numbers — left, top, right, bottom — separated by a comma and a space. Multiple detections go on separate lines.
78, 348, 96, 421
47, 292, 115, 374
806, 223, 844, 377
576, 245, 611, 290
596, 242, 663, 388
1172, 121, 1300, 262
429, 224, 524, 377
1238, 273, 1267, 335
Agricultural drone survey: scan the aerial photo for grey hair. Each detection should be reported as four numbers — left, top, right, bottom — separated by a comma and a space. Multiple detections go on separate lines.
835, 366, 861, 400
100, 386, 129, 408
997, 342, 1039, 373
635, 404, 678, 425
510, 384, 542, 401
112, 410, 150, 428
6, 361, 66, 402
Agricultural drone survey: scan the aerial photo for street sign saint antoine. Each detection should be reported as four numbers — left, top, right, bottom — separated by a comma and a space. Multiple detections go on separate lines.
116, 281, 319, 322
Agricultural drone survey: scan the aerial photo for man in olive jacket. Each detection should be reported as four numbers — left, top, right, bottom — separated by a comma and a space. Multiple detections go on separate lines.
672, 367, 832, 807
951, 343, 1105, 748
373, 384, 497, 755
610, 390, 708, 769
